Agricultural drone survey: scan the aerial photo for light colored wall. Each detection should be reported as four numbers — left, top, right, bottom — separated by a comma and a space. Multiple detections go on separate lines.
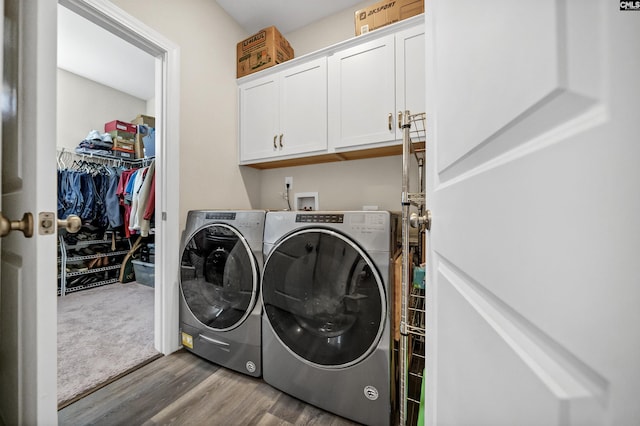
108, 0, 404, 219
285, 0, 371, 56
110, 0, 259, 229
56, 68, 147, 152
259, 156, 404, 211
259, 1, 404, 212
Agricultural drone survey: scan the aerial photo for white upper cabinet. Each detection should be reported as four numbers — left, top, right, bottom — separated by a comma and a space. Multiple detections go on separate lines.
237, 16, 425, 167
328, 34, 396, 150
329, 23, 425, 151
396, 24, 426, 128
239, 57, 327, 163
239, 74, 279, 162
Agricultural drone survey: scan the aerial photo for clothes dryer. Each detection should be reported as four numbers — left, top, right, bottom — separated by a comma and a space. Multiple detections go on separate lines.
179, 210, 265, 377
261, 211, 399, 426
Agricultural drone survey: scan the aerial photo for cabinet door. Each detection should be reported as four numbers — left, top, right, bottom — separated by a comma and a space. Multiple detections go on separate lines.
239, 75, 279, 162
329, 34, 396, 150
396, 24, 425, 138
279, 57, 328, 156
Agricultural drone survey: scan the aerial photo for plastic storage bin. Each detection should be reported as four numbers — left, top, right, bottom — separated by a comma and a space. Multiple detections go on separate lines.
132, 259, 155, 287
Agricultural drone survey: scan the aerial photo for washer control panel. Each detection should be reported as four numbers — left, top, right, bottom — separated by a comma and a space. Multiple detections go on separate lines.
206, 212, 236, 220
348, 212, 386, 232
295, 213, 344, 223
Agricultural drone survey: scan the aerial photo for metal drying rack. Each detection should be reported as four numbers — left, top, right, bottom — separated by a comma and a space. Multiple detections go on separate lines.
399, 111, 429, 425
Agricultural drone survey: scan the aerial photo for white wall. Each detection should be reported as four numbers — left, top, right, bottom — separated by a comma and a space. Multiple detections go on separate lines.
57, 68, 147, 152
110, 0, 259, 229
109, 0, 407, 219
285, 0, 371, 56
258, 1, 405, 212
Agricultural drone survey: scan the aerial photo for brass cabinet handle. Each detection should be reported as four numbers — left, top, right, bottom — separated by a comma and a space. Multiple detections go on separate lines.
388, 113, 393, 130
273, 135, 277, 149
279, 134, 283, 148
398, 111, 403, 129
0, 212, 33, 238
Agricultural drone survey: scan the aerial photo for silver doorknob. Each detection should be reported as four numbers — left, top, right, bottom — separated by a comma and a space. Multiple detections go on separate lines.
0, 212, 34, 238
410, 210, 432, 231
57, 215, 82, 234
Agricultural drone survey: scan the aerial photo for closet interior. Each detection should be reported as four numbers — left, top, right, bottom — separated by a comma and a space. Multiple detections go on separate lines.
56, 3, 160, 406
57, 4, 158, 295
57, 151, 156, 296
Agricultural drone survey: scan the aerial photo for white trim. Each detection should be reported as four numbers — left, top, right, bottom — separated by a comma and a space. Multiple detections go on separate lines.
58, 0, 181, 355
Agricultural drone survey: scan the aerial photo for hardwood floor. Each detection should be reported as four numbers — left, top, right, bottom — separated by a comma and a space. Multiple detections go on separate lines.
58, 350, 360, 425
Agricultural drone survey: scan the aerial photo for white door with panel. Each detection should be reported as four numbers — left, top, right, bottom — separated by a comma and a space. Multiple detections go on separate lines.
0, 0, 58, 424
426, 1, 640, 425
239, 57, 327, 163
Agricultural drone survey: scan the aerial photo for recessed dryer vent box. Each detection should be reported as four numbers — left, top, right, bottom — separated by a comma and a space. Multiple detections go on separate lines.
294, 192, 318, 211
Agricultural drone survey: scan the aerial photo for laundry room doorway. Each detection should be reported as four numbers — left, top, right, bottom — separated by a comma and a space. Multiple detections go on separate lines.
57, 0, 181, 379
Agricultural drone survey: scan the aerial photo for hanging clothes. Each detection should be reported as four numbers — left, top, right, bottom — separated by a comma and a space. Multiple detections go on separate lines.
131, 160, 155, 237
116, 162, 155, 237
117, 168, 139, 238
57, 161, 122, 228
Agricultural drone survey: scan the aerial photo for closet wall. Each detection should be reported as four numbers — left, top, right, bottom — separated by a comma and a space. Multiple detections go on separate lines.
57, 68, 148, 152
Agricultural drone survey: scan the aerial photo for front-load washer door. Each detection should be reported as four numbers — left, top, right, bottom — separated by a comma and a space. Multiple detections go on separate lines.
262, 229, 386, 368
180, 223, 258, 331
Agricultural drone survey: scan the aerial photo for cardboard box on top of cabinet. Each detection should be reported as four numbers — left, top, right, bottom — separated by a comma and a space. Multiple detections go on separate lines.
354, 0, 424, 36
237, 26, 294, 78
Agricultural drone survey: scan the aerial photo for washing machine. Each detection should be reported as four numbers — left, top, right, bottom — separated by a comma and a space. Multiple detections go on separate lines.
261, 210, 399, 426
179, 210, 265, 377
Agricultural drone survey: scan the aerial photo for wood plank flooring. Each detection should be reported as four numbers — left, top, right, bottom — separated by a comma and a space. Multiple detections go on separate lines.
58, 350, 360, 426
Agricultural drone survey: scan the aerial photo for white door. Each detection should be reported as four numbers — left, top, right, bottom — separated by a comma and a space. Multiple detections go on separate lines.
426, 1, 640, 425
0, 0, 58, 425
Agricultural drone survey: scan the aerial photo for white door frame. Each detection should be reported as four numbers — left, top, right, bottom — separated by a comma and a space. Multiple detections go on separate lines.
58, 0, 181, 355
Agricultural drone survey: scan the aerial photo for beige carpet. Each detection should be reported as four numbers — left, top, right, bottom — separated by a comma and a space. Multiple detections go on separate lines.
57, 282, 160, 407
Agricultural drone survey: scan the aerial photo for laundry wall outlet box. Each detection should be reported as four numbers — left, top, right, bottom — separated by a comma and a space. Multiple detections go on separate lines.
105, 119, 137, 134
237, 26, 294, 78
354, 0, 424, 35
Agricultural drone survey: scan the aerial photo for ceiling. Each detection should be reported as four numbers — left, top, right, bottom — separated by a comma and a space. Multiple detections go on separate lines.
57, 1, 365, 100
57, 5, 156, 101
215, 0, 365, 34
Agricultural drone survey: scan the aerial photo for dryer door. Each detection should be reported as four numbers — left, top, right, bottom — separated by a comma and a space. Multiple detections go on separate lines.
180, 223, 258, 331
262, 229, 386, 368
